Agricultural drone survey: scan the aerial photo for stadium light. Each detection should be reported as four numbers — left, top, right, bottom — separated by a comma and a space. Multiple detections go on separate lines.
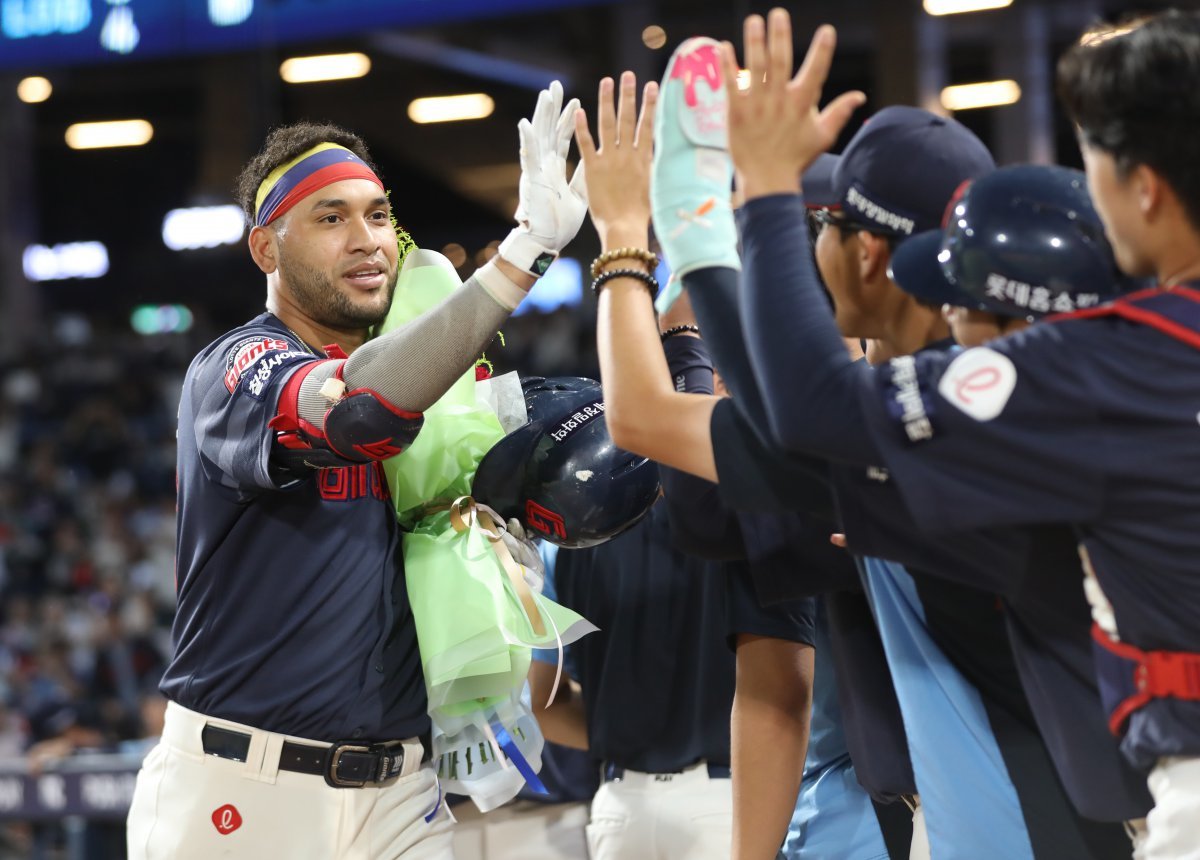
162, 205, 245, 251
280, 53, 371, 84
923, 0, 1012, 15
940, 80, 1021, 111
65, 120, 153, 149
407, 94, 495, 124
17, 76, 52, 104
131, 305, 195, 335
23, 242, 109, 281
99, 4, 139, 54
209, 0, 254, 27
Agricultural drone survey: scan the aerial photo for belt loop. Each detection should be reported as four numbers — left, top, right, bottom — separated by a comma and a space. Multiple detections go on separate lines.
254, 732, 282, 784
401, 738, 424, 778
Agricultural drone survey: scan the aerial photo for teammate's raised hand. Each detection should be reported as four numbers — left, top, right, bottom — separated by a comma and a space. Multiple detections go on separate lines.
574, 71, 658, 246
719, 9, 865, 199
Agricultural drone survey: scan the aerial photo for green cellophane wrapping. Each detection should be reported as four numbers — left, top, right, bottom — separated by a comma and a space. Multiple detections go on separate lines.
378, 253, 595, 730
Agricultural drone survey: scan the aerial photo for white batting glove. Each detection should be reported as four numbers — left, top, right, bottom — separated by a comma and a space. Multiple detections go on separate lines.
498, 80, 588, 277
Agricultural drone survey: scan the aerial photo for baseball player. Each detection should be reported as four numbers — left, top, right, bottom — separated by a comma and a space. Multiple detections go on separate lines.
656, 328, 906, 860
126, 80, 588, 860
578, 71, 927, 858
645, 58, 1152, 851
711, 10, 1200, 858
575, 31, 1136, 859
576, 28, 1147, 858
528, 500, 816, 860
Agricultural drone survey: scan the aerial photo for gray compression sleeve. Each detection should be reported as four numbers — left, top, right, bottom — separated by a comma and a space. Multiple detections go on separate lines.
295, 272, 515, 427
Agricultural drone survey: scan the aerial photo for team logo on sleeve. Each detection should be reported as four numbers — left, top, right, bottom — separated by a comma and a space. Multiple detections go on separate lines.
223, 337, 291, 392
937, 347, 1017, 422
222, 336, 309, 398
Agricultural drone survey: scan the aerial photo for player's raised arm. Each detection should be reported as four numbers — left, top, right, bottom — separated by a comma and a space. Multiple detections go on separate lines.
576, 71, 723, 481
267, 81, 589, 473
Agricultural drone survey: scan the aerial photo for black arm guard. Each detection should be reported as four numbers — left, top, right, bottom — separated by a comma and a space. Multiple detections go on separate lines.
271, 388, 424, 472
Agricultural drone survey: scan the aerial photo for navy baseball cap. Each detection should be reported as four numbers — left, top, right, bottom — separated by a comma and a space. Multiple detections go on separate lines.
801, 106, 995, 247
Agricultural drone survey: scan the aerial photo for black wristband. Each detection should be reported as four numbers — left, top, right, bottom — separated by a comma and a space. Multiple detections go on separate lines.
591, 267, 658, 296
660, 324, 701, 342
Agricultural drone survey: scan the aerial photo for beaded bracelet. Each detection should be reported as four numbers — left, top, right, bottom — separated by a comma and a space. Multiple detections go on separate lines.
590, 248, 659, 280
591, 267, 659, 296
660, 324, 701, 342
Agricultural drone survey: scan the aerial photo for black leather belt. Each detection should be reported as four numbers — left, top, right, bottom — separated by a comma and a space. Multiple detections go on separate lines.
603, 761, 732, 782
201, 725, 430, 789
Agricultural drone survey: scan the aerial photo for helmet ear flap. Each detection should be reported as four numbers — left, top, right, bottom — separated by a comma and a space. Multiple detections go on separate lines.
472, 377, 661, 548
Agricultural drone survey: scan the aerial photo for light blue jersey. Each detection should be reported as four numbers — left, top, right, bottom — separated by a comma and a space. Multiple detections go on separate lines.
785, 599, 888, 860
861, 557, 1034, 860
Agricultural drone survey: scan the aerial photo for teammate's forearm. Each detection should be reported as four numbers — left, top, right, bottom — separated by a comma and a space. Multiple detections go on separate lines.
595, 228, 721, 480
528, 661, 589, 751
682, 265, 774, 434
739, 194, 881, 464
731, 635, 814, 860
536, 688, 589, 751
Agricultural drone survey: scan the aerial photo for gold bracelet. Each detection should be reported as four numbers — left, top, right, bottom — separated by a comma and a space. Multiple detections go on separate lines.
590, 247, 659, 280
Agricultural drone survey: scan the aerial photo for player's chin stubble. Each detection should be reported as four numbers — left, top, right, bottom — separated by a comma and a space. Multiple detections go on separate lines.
278, 247, 397, 329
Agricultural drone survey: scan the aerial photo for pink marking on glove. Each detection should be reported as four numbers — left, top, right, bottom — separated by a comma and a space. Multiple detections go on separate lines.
669, 42, 723, 108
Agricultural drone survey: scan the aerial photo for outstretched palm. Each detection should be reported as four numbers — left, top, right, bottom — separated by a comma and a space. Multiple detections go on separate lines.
719, 9, 865, 198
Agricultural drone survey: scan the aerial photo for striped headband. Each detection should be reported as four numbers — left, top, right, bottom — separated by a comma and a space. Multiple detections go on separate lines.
253, 142, 383, 227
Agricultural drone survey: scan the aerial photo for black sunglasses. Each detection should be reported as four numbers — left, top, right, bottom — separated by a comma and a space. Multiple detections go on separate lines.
808, 207, 869, 232
807, 207, 900, 245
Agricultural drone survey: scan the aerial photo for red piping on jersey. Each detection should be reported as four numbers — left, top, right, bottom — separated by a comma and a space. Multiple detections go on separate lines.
1050, 286, 1200, 350
1093, 624, 1200, 735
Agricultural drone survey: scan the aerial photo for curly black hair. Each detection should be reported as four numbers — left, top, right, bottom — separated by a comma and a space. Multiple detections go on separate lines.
234, 122, 380, 225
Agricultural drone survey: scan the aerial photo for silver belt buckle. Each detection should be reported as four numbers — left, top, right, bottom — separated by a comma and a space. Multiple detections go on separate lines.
326, 743, 371, 788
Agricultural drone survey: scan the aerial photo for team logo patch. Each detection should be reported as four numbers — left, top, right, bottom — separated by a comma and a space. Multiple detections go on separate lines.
937, 346, 1017, 422
223, 336, 290, 392
242, 350, 310, 400
211, 804, 242, 835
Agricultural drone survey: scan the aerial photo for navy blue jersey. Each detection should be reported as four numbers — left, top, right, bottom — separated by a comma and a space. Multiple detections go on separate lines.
550, 506, 811, 773
861, 315, 1200, 769
162, 313, 427, 742
708, 406, 916, 803
837, 470, 1152, 823
711, 357, 1145, 833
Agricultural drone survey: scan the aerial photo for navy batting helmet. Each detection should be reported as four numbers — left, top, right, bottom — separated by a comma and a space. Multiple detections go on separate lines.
890, 164, 1134, 319
471, 376, 660, 549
